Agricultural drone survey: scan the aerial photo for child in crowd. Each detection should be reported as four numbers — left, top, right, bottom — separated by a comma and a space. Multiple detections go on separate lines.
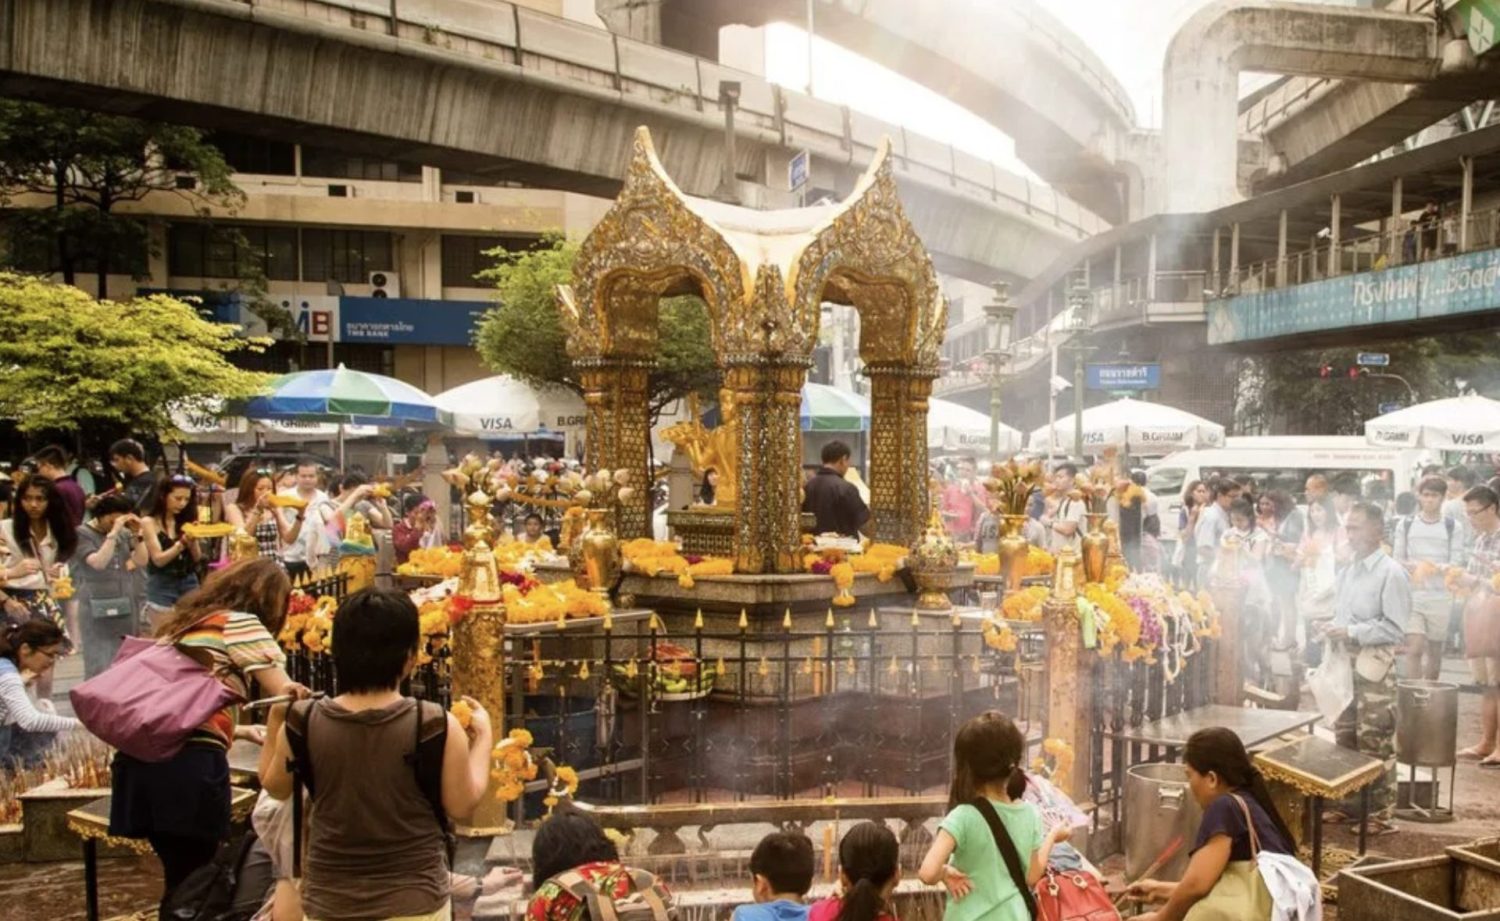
810, 823, 900, 921
734, 832, 815, 921
918, 711, 1069, 921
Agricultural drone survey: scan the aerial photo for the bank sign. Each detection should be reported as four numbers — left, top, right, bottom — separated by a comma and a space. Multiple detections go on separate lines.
1207, 248, 1500, 344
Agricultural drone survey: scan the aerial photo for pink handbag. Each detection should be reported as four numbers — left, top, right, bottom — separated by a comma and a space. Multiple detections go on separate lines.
69, 620, 243, 762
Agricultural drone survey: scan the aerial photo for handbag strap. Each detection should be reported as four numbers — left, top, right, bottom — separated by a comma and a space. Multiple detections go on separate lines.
972, 798, 1039, 920
1231, 794, 1262, 860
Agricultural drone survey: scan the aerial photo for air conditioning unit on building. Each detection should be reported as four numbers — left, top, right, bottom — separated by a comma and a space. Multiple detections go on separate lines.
368, 271, 400, 298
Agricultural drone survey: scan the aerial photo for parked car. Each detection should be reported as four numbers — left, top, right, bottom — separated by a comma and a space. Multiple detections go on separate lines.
214, 450, 337, 493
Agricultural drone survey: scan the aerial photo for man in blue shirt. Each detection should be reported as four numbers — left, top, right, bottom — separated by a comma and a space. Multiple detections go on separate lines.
1327, 501, 1411, 830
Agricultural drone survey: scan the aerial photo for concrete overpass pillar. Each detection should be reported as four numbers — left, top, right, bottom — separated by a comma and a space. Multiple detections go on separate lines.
1390, 177, 1404, 264
1461, 155, 1474, 252
1147, 234, 1158, 302
1230, 222, 1241, 292
1328, 194, 1341, 278
1276, 210, 1288, 287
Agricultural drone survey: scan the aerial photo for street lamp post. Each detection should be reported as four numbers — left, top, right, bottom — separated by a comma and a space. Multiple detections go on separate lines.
983, 281, 1018, 462
1065, 275, 1094, 459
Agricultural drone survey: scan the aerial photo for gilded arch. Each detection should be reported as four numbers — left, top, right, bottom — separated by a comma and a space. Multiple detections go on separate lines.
559, 127, 947, 571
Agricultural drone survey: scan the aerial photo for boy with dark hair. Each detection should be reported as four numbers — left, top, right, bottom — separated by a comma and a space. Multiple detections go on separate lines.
32, 445, 85, 526
260, 588, 493, 920
108, 438, 157, 512
733, 831, 815, 921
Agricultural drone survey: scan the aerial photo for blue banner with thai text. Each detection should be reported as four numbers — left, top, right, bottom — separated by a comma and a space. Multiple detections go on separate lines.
1208, 248, 1500, 344
1086, 363, 1160, 391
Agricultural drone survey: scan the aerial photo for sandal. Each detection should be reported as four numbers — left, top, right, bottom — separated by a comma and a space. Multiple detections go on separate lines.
1321, 809, 1353, 825
1458, 745, 1496, 761
1479, 758, 1500, 770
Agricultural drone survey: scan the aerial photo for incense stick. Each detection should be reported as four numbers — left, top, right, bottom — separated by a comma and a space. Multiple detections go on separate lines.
1112, 835, 1184, 911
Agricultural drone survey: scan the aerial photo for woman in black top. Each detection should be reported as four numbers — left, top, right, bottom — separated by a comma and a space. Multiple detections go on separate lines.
1126, 728, 1297, 921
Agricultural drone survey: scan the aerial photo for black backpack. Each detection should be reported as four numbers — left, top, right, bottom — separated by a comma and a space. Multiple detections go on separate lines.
158, 829, 272, 921
283, 698, 451, 876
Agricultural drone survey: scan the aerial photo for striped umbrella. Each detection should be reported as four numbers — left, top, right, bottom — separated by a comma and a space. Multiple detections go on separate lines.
799, 383, 870, 432
243, 366, 451, 427
241, 365, 451, 465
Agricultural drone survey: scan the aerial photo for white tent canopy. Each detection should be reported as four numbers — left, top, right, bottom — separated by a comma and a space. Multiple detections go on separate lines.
927, 398, 1022, 456
1027, 397, 1225, 456
434, 375, 586, 438
170, 404, 378, 444
1365, 395, 1500, 451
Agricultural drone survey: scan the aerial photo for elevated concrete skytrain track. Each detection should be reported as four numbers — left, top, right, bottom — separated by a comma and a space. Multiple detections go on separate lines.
0, 0, 1112, 286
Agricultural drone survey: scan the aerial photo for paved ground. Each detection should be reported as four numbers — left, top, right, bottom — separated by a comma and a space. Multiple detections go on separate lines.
3, 656, 1497, 920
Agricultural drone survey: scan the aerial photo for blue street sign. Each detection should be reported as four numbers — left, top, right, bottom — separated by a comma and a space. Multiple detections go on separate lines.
1379, 401, 1402, 415
1357, 352, 1390, 367
1085, 363, 1160, 391
788, 149, 810, 192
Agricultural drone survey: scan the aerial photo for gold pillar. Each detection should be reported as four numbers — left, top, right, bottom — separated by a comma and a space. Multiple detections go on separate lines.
577, 357, 653, 539
451, 602, 508, 833
1042, 550, 1094, 804
726, 359, 808, 574
866, 365, 933, 547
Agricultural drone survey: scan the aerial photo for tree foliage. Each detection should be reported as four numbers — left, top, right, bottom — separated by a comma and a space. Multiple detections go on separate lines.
473, 236, 721, 419
0, 273, 272, 434
1237, 331, 1500, 434
0, 101, 244, 292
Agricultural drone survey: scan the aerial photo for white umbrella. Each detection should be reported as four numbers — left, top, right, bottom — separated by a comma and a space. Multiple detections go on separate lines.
1027, 397, 1225, 456
435, 375, 587, 438
170, 403, 377, 444
1365, 395, 1500, 450
927, 398, 1022, 456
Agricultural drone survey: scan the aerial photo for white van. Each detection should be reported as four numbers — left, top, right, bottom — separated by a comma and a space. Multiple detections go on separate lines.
1146, 436, 1435, 543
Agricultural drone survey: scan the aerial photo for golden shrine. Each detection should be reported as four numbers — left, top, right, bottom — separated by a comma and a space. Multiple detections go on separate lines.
558, 127, 946, 574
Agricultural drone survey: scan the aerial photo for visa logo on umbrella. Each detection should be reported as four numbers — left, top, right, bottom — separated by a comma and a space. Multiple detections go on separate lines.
479, 417, 517, 431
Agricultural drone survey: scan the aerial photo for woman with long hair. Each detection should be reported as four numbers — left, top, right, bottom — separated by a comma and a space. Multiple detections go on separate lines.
137, 473, 202, 616
1, 475, 80, 699
109, 558, 308, 908
0, 620, 78, 770
222, 468, 295, 562
72, 494, 141, 678
1176, 480, 1209, 588
1126, 728, 1301, 921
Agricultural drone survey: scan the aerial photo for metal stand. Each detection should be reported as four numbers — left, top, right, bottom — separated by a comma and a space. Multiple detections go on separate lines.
1394, 760, 1457, 823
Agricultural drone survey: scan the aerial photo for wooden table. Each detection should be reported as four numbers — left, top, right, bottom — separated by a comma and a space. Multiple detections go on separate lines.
1255, 734, 1385, 879
1108, 704, 1320, 752
67, 787, 256, 921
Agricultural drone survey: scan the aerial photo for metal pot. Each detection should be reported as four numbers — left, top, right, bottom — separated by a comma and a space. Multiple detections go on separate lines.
1396, 680, 1459, 767
1125, 762, 1203, 881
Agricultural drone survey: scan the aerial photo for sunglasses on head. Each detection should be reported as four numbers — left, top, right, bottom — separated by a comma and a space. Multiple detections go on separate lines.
168, 474, 195, 486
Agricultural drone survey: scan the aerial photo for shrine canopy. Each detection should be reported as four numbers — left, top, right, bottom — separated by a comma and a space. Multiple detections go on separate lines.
556, 125, 947, 571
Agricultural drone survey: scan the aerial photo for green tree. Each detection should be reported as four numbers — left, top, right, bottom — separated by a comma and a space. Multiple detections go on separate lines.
473, 236, 721, 420
0, 273, 272, 435
0, 101, 244, 294
1237, 331, 1500, 434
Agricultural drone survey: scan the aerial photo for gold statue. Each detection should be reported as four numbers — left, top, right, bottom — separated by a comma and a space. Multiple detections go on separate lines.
660, 392, 738, 507
226, 528, 259, 564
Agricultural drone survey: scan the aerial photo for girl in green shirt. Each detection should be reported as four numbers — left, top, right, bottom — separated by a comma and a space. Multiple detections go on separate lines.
918, 712, 1069, 921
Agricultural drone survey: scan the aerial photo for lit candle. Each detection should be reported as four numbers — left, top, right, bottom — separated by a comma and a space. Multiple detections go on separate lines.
823, 825, 834, 882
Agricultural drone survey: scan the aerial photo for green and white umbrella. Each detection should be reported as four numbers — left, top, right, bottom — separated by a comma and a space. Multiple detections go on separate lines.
241, 365, 451, 464
800, 382, 870, 432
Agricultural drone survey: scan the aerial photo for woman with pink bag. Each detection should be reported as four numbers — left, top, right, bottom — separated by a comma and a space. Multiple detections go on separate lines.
106, 557, 309, 908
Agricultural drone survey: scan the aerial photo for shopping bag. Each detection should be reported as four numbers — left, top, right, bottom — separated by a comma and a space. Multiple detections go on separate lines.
1307, 641, 1353, 728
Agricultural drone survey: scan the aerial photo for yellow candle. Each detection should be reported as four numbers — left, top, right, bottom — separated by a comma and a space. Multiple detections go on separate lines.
823, 825, 835, 881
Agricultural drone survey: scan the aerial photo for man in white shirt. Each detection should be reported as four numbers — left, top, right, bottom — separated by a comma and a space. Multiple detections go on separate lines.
277, 459, 327, 578
1194, 479, 1240, 572
1040, 462, 1087, 554
1394, 477, 1465, 679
